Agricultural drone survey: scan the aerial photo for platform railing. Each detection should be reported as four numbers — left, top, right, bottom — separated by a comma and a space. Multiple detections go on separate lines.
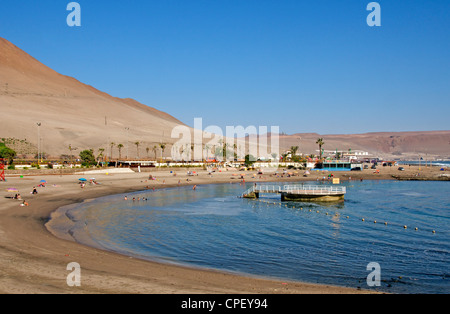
243, 184, 346, 197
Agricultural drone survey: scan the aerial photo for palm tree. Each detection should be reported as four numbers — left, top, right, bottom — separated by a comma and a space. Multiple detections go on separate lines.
146, 147, 150, 158
97, 148, 105, 165
290, 146, 299, 158
159, 143, 166, 162
110, 142, 115, 160
204, 144, 211, 161
135, 141, 140, 158
152, 145, 158, 161
117, 144, 124, 160
316, 138, 325, 160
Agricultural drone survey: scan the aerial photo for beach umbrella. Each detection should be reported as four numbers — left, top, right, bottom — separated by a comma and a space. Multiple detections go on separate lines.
40, 180, 47, 183
79, 178, 87, 182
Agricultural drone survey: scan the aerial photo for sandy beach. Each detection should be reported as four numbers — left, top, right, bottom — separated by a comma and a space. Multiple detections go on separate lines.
0, 165, 444, 294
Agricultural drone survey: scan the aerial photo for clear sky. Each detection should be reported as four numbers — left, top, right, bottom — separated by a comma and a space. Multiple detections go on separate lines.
1, 0, 449, 134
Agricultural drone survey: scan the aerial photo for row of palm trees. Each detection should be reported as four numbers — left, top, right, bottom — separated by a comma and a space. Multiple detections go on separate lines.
286, 138, 325, 161
283, 138, 325, 160
97, 138, 326, 162
98, 142, 167, 161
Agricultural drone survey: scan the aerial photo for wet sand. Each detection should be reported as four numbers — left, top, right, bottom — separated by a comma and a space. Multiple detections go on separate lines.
0, 166, 443, 294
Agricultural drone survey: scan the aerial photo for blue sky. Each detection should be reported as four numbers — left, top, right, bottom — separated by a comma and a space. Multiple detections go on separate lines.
1, 0, 449, 134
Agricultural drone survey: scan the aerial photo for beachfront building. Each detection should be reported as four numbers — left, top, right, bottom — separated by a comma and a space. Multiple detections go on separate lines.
322, 149, 370, 161
343, 150, 370, 160
314, 160, 363, 171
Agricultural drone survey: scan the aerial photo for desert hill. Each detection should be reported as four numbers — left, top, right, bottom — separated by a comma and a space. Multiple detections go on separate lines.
0, 37, 184, 158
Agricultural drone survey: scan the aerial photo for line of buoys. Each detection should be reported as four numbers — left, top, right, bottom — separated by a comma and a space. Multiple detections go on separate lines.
254, 199, 437, 234
359, 216, 436, 233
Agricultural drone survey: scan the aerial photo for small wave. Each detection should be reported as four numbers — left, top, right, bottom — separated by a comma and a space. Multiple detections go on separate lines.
399, 192, 424, 197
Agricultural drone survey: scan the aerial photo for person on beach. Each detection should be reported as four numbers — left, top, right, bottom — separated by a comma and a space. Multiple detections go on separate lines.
32, 187, 38, 194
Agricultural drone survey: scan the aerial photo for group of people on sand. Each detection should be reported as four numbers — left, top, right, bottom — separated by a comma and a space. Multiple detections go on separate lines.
124, 196, 149, 202
13, 193, 28, 206
10, 188, 34, 207
14, 184, 46, 207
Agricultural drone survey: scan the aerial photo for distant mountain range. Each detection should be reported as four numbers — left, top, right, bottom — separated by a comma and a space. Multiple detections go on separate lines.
1, 37, 449, 160
276, 131, 450, 159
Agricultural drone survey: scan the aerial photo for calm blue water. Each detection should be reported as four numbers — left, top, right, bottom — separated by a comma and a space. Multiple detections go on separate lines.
56, 180, 450, 294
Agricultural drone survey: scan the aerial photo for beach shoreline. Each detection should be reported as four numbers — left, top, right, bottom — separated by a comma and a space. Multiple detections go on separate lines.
0, 166, 444, 294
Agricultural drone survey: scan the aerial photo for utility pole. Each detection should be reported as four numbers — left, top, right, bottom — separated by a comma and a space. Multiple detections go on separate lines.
69, 145, 73, 166
69, 144, 78, 167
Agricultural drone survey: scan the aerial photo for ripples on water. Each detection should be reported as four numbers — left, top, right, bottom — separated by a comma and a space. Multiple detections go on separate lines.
59, 180, 450, 293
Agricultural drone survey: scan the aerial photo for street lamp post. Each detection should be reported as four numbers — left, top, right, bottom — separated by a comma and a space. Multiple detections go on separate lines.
125, 127, 130, 160
36, 122, 41, 164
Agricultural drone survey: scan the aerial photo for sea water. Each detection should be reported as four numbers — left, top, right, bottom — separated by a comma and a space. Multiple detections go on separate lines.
50, 180, 450, 294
